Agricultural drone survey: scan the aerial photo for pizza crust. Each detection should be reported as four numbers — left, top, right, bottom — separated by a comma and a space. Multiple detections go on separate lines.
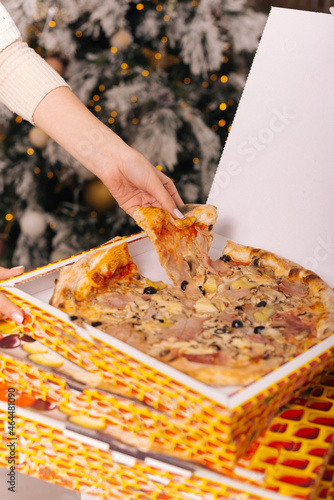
168, 357, 281, 386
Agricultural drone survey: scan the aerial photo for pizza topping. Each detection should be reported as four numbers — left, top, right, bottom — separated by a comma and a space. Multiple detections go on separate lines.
195, 297, 218, 314
278, 279, 309, 297
102, 293, 136, 309
232, 320, 243, 328
220, 254, 231, 262
204, 256, 233, 276
257, 301, 267, 307
181, 281, 188, 291
254, 326, 265, 334
230, 276, 256, 290
219, 287, 251, 300
143, 286, 157, 295
183, 352, 219, 364
253, 306, 275, 323
271, 311, 314, 338
202, 276, 218, 293
160, 317, 206, 341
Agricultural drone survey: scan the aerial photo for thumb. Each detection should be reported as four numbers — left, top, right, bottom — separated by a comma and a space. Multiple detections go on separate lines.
0, 292, 24, 323
0, 266, 25, 281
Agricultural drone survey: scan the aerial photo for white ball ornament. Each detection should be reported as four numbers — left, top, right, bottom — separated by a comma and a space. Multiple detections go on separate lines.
110, 29, 133, 50
28, 127, 49, 148
50, 248, 70, 263
20, 210, 48, 239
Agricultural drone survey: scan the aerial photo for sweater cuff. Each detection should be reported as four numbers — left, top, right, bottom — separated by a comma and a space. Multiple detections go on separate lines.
0, 39, 70, 124
0, 4, 21, 51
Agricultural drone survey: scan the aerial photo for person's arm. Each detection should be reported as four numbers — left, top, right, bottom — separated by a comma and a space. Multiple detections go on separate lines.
33, 87, 183, 216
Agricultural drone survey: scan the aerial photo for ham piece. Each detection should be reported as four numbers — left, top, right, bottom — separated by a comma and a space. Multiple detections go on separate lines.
160, 316, 207, 341
278, 279, 308, 297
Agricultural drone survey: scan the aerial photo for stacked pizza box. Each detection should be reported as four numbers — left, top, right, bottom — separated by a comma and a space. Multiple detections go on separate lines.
1, 303, 334, 500
1, 6, 334, 500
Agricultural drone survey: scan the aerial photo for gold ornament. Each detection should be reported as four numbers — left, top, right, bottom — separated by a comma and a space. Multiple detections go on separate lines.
141, 46, 180, 70
45, 56, 64, 76
84, 179, 116, 213
28, 127, 49, 148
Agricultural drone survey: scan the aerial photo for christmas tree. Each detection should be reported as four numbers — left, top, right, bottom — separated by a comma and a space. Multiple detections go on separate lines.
0, 0, 266, 270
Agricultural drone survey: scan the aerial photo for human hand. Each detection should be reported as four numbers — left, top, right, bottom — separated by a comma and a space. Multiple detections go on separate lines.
96, 141, 184, 217
0, 266, 25, 323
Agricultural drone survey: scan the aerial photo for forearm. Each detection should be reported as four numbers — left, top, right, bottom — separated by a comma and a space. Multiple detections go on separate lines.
33, 86, 126, 179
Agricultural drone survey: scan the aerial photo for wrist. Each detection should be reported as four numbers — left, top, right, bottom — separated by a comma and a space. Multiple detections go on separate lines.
74, 121, 128, 178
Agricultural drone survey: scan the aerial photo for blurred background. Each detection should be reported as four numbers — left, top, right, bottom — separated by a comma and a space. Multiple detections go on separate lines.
0, 0, 330, 271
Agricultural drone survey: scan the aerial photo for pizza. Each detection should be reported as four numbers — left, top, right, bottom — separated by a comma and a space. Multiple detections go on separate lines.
50, 204, 334, 387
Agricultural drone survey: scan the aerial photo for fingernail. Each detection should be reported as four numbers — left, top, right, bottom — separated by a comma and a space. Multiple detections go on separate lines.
11, 266, 25, 270
173, 208, 184, 219
11, 312, 24, 324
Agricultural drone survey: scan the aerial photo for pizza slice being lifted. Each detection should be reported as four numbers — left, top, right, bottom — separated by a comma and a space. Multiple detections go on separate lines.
133, 204, 221, 298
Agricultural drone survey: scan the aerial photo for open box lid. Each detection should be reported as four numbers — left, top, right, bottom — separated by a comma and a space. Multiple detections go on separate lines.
207, 7, 334, 287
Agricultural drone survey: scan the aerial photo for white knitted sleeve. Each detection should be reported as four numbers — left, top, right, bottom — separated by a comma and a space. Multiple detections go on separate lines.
0, 3, 20, 50
0, 3, 70, 124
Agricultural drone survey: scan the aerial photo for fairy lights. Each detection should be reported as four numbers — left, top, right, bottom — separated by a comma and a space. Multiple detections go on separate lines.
27, 148, 34, 156
219, 102, 227, 111
220, 75, 228, 83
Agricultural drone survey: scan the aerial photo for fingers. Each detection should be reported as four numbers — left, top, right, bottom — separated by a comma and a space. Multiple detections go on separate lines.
156, 170, 184, 208
145, 169, 184, 218
0, 292, 24, 323
0, 266, 25, 281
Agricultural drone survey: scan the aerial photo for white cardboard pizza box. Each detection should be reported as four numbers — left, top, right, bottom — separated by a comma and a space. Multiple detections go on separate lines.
208, 7, 334, 288
1, 8, 334, 489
